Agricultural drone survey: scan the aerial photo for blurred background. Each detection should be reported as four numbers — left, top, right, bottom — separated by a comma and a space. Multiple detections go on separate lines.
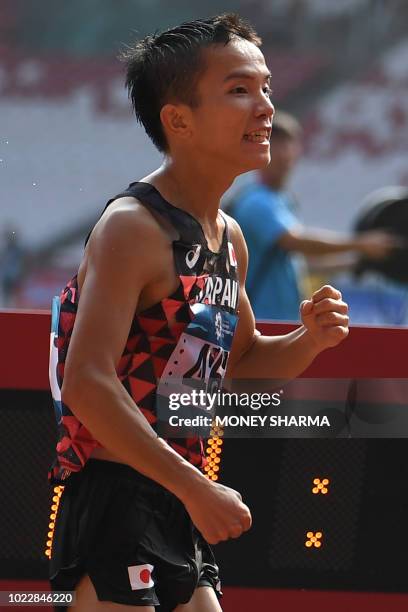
1, 0, 408, 323
2, 5, 408, 606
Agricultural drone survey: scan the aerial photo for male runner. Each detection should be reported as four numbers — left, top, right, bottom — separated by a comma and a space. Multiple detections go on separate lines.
48, 14, 349, 612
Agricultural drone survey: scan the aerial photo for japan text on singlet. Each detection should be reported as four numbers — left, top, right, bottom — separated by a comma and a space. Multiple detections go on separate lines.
48, 182, 239, 483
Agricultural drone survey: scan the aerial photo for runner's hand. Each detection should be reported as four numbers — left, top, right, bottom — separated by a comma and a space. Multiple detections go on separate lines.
183, 481, 252, 544
301, 284, 349, 351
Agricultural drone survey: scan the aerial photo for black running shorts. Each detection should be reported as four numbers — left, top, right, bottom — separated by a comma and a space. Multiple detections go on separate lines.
49, 459, 221, 610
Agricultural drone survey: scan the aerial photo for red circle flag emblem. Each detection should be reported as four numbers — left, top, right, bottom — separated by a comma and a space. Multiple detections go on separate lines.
128, 563, 155, 590
140, 568, 151, 584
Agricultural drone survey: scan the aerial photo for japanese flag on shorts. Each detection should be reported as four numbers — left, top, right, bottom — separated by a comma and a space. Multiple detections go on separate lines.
127, 564, 155, 590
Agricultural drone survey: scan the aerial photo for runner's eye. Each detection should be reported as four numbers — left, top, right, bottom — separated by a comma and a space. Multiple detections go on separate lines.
230, 86, 248, 94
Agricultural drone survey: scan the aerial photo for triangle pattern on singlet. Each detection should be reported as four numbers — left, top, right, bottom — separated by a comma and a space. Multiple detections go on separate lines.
136, 316, 168, 336
153, 342, 177, 360
128, 356, 155, 382
128, 377, 157, 404
49, 181, 238, 483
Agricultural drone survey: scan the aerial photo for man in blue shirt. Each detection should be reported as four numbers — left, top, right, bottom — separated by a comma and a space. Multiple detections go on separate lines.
231, 111, 397, 321
232, 182, 301, 320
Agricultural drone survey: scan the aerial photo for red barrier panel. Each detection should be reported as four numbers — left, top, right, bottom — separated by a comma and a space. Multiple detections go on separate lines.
257, 321, 408, 378
1, 310, 408, 390
1, 310, 51, 390
2, 311, 408, 609
222, 586, 408, 612
1, 581, 408, 612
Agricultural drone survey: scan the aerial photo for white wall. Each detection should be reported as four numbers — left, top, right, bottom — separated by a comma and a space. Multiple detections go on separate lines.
1, 39, 407, 249
290, 39, 408, 231
0, 57, 161, 250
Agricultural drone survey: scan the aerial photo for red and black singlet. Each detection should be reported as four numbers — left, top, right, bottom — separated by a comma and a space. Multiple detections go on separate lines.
49, 182, 239, 483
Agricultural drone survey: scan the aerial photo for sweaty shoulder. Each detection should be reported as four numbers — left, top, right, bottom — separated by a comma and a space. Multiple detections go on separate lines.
89, 196, 168, 252
78, 196, 174, 294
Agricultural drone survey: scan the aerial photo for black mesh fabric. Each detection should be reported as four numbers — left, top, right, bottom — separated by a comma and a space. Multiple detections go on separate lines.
0, 390, 56, 577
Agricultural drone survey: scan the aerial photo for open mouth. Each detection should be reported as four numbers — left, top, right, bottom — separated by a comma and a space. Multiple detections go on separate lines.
243, 129, 270, 143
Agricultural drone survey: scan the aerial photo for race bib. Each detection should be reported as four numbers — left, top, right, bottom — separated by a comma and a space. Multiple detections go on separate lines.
156, 303, 238, 429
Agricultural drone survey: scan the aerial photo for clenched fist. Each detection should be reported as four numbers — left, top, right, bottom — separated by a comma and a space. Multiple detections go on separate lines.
301, 284, 349, 351
183, 480, 252, 545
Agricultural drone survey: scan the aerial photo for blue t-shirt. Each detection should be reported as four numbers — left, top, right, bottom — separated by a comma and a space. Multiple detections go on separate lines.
231, 183, 301, 321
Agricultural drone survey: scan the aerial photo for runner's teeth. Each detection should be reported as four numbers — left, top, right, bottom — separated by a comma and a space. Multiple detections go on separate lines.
244, 132, 268, 142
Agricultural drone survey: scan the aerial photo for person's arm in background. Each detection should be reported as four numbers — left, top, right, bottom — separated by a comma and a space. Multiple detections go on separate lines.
278, 226, 400, 259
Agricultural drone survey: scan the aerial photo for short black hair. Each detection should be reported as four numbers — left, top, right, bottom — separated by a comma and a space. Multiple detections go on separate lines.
120, 13, 262, 152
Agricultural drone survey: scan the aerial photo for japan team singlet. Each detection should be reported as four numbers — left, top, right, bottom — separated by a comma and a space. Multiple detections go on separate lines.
49, 182, 239, 483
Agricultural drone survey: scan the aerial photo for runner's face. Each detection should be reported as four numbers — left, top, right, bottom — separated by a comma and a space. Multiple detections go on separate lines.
190, 39, 274, 174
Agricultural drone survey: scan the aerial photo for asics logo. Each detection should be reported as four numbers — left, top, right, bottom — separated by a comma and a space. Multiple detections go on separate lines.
185, 245, 201, 269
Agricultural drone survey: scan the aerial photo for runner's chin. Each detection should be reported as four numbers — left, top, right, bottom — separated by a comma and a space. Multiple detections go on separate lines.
241, 142, 271, 171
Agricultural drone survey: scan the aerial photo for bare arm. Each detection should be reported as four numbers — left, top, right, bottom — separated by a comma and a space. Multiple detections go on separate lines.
226, 217, 349, 381
278, 226, 399, 259
61, 200, 250, 543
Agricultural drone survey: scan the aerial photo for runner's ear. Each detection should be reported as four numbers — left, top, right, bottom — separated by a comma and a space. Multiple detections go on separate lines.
160, 104, 193, 143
